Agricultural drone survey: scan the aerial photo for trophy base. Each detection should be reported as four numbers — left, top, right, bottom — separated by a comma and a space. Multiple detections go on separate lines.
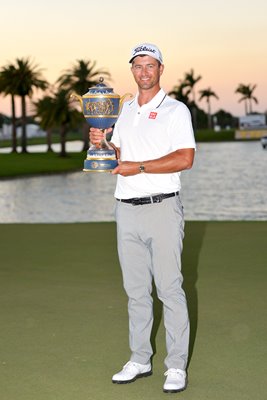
83, 149, 118, 172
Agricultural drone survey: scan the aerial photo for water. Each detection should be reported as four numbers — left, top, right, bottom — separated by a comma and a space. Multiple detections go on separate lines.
0, 142, 266, 222
0, 140, 84, 154
180, 141, 267, 220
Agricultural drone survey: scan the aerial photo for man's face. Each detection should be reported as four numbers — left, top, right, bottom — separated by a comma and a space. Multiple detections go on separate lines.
131, 55, 164, 91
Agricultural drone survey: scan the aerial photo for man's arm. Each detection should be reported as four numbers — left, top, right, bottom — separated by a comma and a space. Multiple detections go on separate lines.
111, 148, 195, 176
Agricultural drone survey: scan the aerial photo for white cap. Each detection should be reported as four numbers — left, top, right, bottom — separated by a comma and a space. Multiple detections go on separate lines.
129, 43, 163, 64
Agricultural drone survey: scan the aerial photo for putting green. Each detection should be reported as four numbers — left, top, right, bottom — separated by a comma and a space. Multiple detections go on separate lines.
0, 222, 266, 400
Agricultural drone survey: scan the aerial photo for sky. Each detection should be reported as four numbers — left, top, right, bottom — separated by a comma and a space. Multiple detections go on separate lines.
1, 0, 267, 117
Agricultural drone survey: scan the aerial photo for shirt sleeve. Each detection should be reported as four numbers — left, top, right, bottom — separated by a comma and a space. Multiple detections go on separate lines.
169, 102, 196, 150
110, 100, 131, 148
110, 122, 120, 148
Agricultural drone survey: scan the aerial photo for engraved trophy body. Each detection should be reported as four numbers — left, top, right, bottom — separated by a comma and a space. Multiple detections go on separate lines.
71, 78, 132, 172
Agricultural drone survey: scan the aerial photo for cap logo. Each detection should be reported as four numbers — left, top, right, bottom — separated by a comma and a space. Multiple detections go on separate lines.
129, 43, 163, 64
133, 45, 156, 56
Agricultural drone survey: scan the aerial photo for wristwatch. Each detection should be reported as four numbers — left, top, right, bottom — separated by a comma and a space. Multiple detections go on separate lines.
139, 163, 145, 173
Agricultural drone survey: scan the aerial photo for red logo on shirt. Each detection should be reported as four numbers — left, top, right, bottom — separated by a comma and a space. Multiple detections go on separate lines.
149, 112, 157, 119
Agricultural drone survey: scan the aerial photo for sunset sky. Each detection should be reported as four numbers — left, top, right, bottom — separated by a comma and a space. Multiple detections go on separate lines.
1, 0, 267, 117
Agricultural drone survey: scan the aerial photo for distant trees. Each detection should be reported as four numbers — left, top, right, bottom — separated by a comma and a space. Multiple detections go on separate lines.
0, 58, 48, 153
169, 68, 203, 129
169, 71, 260, 130
183, 69, 202, 104
199, 88, 219, 129
4, 58, 48, 153
50, 89, 82, 157
32, 94, 57, 152
169, 81, 190, 105
235, 84, 258, 115
57, 60, 110, 150
0, 64, 18, 152
0, 56, 264, 145
33, 89, 82, 157
213, 109, 238, 129
0, 57, 109, 154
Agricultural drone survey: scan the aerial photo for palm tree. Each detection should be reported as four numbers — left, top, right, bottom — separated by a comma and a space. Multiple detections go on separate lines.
235, 84, 258, 115
182, 68, 202, 129
50, 89, 82, 157
32, 95, 55, 152
33, 88, 82, 156
0, 64, 18, 152
11, 58, 48, 153
183, 69, 202, 104
57, 59, 110, 150
169, 81, 191, 105
199, 87, 219, 129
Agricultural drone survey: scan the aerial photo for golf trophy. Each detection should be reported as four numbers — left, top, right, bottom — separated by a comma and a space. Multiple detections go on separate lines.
71, 78, 132, 172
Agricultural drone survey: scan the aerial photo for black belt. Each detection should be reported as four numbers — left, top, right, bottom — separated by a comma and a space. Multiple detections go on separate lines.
116, 191, 179, 206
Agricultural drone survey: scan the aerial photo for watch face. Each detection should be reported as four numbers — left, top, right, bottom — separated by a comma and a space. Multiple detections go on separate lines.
140, 164, 145, 173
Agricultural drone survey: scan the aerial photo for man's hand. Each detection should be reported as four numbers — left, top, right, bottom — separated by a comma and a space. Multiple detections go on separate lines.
89, 127, 112, 148
112, 161, 140, 176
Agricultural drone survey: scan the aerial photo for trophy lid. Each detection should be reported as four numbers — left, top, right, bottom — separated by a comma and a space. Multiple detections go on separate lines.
87, 77, 114, 95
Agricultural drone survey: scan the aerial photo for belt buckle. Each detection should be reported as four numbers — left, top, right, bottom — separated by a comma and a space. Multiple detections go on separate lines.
152, 195, 163, 203
132, 198, 142, 206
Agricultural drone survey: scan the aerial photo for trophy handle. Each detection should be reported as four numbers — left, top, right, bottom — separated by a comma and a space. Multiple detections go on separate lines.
99, 129, 113, 150
119, 93, 133, 113
70, 92, 83, 111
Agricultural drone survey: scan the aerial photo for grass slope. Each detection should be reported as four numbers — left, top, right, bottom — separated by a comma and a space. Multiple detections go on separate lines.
0, 221, 266, 400
0, 152, 85, 178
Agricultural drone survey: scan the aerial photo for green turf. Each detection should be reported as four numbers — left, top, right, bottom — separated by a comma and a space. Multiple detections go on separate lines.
194, 129, 235, 142
0, 222, 266, 400
0, 152, 85, 178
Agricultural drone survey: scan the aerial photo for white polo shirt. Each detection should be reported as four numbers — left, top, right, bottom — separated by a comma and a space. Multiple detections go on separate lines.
111, 89, 196, 199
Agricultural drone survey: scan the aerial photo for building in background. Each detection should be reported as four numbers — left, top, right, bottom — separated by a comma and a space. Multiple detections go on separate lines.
235, 113, 267, 139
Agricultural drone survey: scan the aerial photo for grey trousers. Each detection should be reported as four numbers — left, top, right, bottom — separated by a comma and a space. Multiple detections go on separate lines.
115, 194, 189, 370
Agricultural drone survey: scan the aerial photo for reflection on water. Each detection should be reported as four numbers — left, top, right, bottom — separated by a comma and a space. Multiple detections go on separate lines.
0, 142, 266, 222
0, 172, 117, 223
180, 141, 267, 220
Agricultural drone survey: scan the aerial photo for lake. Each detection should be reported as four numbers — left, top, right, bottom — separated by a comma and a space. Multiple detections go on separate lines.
0, 141, 266, 222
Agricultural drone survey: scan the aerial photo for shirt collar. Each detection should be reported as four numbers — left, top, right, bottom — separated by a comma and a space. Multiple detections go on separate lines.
130, 88, 166, 109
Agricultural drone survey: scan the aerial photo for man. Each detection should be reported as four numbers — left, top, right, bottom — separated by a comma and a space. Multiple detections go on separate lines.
90, 43, 196, 393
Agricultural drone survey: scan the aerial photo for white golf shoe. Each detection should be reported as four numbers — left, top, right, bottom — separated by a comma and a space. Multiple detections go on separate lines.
112, 361, 152, 384
163, 368, 187, 393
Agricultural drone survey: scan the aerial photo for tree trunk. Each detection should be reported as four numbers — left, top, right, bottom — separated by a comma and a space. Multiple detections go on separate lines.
11, 95, 17, 153
249, 99, 252, 114
244, 100, 248, 115
192, 106, 197, 130
59, 124, 67, 157
21, 95, 28, 153
46, 128, 53, 152
207, 100, 212, 130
